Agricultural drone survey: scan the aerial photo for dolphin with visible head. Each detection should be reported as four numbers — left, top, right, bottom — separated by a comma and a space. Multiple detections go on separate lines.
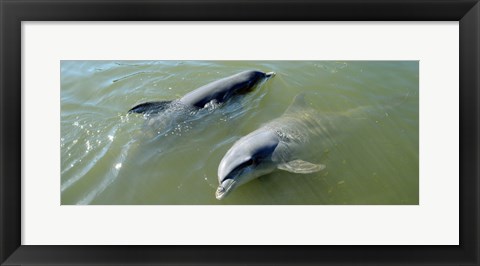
129, 70, 275, 115
216, 93, 327, 200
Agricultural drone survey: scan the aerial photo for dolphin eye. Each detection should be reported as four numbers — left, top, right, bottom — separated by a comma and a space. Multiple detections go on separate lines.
235, 159, 254, 172
224, 159, 256, 182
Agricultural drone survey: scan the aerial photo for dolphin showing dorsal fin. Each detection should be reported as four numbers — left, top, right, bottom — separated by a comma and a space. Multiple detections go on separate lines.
129, 70, 275, 115
129, 70, 276, 136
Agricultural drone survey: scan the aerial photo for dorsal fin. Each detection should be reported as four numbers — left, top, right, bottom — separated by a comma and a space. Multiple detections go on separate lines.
128, 100, 172, 115
284, 93, 308, 115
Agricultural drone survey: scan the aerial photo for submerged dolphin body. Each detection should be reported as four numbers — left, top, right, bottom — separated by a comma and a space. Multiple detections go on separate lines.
129, 70, 276, 115
216, 93, 328, 200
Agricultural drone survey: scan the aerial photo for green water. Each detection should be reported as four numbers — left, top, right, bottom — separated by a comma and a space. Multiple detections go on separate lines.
61, 61, 419, 205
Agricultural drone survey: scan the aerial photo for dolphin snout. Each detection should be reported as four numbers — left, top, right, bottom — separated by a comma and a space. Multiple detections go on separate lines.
215, 179, 236, 200
265, 72, 276, 78
215, 186, 227, 200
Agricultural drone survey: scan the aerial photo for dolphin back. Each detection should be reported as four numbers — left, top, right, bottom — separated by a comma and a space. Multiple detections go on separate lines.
180, 70, 270, 108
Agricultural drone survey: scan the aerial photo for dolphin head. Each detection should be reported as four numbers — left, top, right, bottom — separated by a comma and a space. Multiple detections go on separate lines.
216, 130, 279, 200
231, 70, 276, 96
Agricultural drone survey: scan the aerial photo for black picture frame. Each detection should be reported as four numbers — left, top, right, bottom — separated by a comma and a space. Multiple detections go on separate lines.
1, 0, 478, 265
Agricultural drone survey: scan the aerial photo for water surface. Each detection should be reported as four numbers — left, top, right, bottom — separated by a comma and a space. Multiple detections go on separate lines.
61, 61, 419, 205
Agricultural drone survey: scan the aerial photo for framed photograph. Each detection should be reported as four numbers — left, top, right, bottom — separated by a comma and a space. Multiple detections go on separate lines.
1, 0, 478, 265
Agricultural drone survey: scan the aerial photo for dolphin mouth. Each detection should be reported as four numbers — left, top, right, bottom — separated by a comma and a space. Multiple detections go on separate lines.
215, 179, 236, 200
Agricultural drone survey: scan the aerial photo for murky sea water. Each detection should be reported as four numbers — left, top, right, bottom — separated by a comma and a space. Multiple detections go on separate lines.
61, 61, 419, 205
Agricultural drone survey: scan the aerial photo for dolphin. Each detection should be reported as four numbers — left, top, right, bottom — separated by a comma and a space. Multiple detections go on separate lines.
216, 93, 327, 200
129, 70, 276, 115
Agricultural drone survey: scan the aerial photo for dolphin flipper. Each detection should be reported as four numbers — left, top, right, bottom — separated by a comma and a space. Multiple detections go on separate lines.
277, 159, 325, 174
128, 100, 172, 115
